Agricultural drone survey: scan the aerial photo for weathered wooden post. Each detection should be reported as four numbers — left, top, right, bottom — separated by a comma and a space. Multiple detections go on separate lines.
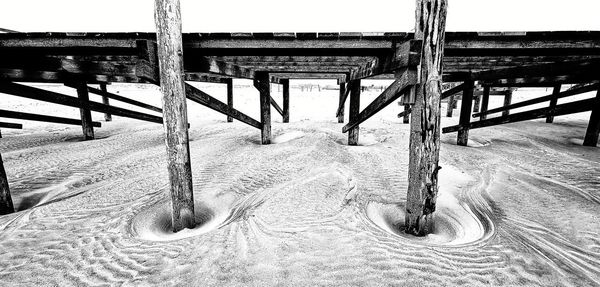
446, 95, 455, 117
546, 84, 561, 123
480, 86, 490, 120
155, 0, 195, 232
473, 94, 481, 113
254, 72, 271, 144
75, 81, 95, 140
405, 0, 448, 236
282, 79, 290, 123
348, 80, 361, 145
0, 153, 14, 215
100, 83, 112, 122
338, 83, 346, 123
457, 79, 474, 146
403, 104, 411, 124
583, 89, 600, 146
226, 79, 233, 123
502, 90, 513, 117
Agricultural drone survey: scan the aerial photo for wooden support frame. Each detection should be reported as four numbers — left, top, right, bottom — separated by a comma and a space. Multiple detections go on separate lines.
100, 83, 112, 121
347, 80, 361, 145
155, 0, 195, 232
0, 109, 101, 127
282, 79, 290, 123
184, 83, 262, 129
479, 86, 490, 120
406, 0, 448, 236
342, 68, 417, 133
337, 83, 346, 123
457, 80, 475, 146
0, 122, 22, 129
254, 71, 271, 144
0, 153, 14, 215
75, 81, 95, 140
583, 89, 600, 147
546, 84, 562, 123
443, 97, 599, 133
226, 78, 233, 122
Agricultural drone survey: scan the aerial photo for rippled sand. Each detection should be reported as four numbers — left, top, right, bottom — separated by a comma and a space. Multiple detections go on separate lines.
0, 84, 598, 286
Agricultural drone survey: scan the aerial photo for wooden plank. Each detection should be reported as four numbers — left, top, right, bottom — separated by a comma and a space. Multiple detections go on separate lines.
155, 0, 195, 232
184, 55, 255, 79
473, 94, 481, 113
470, 59, 600, 81
348, 40, 422, 80
348, 80, 361, 145
0, 122, 22, 129
270, 95, 284, 117
443, 97, 599, 133
184, 84, 261, 129
441, 83, 465, 99
583, 89, 600, 146
457, 80, 474, 146
479, 86, 490, 120
473, 84, 599, 118
337, 83, 345, 123
0, 153, 14, 215
406, 0, 448, 236
100, 83, 112, 121
503, 90, 513, 117
75, 81, 95, 140
0, 82, 163, 124
0, 109, 101, 127
546, 85, 562, 123
87, 85, 162, 113
226, 79, 233, 123
342, 68, 417, 132
254, 72, 271, 144
282, 79, 290, 123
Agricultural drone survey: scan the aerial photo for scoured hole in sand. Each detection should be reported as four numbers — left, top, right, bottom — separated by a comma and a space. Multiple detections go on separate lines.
130, 199, 231, 241
272, 131, 305, 144
365, 192, 493, 247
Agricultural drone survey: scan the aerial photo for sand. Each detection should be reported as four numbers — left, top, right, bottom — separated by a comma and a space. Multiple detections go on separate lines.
0, 83, 598, 286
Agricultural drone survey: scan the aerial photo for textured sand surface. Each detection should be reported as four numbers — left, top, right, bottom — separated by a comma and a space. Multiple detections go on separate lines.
0, 83, 598, 286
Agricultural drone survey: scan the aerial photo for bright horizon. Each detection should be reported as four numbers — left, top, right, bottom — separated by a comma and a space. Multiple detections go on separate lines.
2, 0, 600, 33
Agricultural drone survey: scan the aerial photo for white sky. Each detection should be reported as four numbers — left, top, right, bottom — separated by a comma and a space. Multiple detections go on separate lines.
1, 0, 600, 32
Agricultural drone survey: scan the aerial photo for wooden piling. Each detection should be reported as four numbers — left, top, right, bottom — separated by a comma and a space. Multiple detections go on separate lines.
446, 95, 455, 117
473, 94, 481, 113
100, 83, 112, 122
348, 80, 361, 145
0, 153, 14, 215
282, 79, 290, 123
502, 90, 513, 117
155, 0, 195, 232
406, 0, 448, 236
226, 78, 233, 123
583, 89, 600, 147
76, 82, 95, 140
255, 72, 271, 144
403, 104, 411, 124
457, 80, 474, 146
546, 84, 561, 123
480, 86, 490, 120
338, 83, 346, 123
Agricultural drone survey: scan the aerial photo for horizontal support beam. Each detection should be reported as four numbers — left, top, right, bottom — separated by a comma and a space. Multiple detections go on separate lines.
0, 109, 101, 127
343, 68, 417, 133
0, 82, 163, 124
184, 83, 262, 129
0, 122, 22, 129
184, 55, 255, 79
473, 83, 600, 118
349, 40, 421, 80
443, 97, 599, 133
470, 59, 600, 81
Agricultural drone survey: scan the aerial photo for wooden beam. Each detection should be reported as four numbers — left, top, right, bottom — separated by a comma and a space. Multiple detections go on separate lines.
348, 80, 361, 145
254, 72, 271, 144
441, 83, 465, 99
0, 109, 101, 127
270, 95, 284, 117
349, 40, 421, 80
336, 80, 352, 118
479, 86, 490, 120
342, 68, 417, 132
184, 83, 261, 129
0, 122, 22, 129
443, 97, 599, 133
473, 94, 481, 113
398, 105, 412, 123
457, 80, 475, 146
226, 79, 233, 122
184, 55, 255, 79
0, 153, 14, 215
546, 85, 562, 123
406, 0, 448, 236
75, 81, 95, 140
155, 0, 195, 232
338, 83, 345, 123
282, 79, 290, 123
87, 84, 163, 113
100, 83, 112, 121
470, 59, 600, 82
502, 90, 513, 117
0, 82, 163, 124
583, 89, 600, 146
446, 95, 455, 117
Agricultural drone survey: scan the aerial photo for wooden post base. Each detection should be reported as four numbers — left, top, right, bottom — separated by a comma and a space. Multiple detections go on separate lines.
226, 79, 233, 123
76, 82, 95, 140
282, 79, 290, 123
255, 72, 271, 144
583, 89, 600, 147
0, 153, 14, 215
457, 80, 474, 146
338, 83, 346, 123
100, 83, 112, 122
348, 81, 361, 145
546, 85, 561, 123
